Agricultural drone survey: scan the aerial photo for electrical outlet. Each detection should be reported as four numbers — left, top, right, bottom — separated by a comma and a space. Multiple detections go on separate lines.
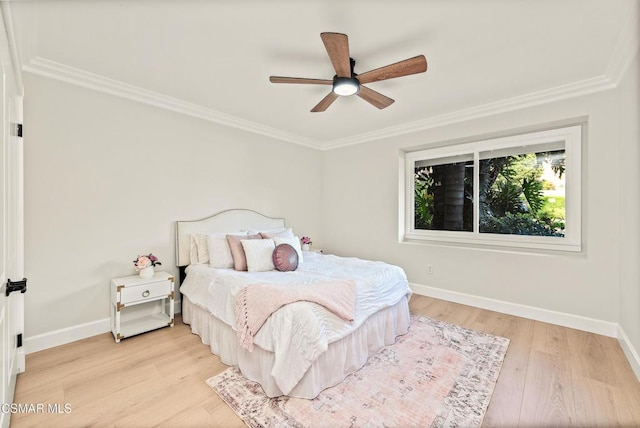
427, 264, 433, 274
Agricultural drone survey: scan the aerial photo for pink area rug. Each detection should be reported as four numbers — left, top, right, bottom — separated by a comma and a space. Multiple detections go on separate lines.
206, 314, 509, 427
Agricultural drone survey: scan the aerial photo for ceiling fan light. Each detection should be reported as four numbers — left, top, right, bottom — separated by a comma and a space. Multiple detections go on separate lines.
333, 77, 360, 96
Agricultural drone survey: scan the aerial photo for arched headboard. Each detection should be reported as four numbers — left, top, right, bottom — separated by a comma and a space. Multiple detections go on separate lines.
175, 208, 285, 267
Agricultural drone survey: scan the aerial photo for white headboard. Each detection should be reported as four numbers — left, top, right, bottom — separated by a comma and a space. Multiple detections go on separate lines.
175, 209, 285, 267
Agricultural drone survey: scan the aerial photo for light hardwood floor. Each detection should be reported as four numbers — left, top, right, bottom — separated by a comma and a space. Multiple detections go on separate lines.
11, 294, 640, 427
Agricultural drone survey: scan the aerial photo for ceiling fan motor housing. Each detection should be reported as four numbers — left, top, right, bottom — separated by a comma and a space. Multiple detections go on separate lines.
333, 75, 360, 96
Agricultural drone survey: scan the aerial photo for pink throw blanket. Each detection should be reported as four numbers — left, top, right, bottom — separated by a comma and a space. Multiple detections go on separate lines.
235, 280, 356, 351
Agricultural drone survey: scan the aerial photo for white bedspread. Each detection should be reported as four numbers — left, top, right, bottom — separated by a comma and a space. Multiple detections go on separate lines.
180, 251, 411, 394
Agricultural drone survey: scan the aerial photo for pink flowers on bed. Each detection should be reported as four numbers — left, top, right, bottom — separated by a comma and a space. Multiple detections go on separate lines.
133, 253, 162, 271
300, 236, 312, 245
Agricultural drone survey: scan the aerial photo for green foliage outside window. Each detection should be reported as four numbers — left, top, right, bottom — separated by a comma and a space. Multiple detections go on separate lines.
414, 151, 565, 237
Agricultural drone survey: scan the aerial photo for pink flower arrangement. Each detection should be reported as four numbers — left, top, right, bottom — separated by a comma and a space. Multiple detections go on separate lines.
301, 236, 312, 245
133, 253, 162, 271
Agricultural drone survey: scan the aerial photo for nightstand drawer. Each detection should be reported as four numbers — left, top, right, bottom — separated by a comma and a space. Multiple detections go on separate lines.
120, 280, 172, 305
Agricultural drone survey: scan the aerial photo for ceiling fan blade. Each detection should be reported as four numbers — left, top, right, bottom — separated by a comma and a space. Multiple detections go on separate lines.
311, 91, 339, 112
357, 55, 427, 84
357, 85, 395, 109
270, 76, 333, 85
320, 32, 351, 77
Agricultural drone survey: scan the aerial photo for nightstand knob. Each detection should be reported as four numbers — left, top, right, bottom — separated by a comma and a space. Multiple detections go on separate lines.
142, 290, 150, 298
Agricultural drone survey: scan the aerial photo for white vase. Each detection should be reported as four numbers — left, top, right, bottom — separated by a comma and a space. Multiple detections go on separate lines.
301, 244, 310, 251
139, 266, 155, 279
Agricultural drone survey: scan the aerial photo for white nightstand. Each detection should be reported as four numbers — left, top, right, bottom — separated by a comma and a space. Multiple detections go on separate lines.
111, 271, 175, 343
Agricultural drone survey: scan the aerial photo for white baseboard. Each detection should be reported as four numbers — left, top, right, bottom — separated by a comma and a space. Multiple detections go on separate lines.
24, 299, 182, 355
617, 325, 640, 381
410, 282, 618, 336
24, 317, 111, 354
410, 282, 640, 382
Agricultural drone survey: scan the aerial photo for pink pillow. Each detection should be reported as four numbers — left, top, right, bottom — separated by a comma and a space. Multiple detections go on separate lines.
272, 243, 299, 272
227, 234, 260, 271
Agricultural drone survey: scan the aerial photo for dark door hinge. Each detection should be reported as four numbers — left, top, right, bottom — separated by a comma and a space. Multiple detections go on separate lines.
6, 278, 27, 296
11, 123, 22, 138
16, 334, 22, 348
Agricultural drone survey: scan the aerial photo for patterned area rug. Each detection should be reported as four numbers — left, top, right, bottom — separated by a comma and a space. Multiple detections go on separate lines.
207, 314, 509, 427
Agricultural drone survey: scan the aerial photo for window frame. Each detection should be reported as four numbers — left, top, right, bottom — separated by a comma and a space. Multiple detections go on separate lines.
402, 125, 582, 252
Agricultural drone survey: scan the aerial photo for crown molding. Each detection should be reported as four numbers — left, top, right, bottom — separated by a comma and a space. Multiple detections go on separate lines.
0, 1, 24, 93
22, 56, 320, 149
320, 75, 615, 150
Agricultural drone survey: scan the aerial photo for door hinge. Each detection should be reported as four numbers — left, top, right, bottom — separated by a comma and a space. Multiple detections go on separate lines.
16, 334, 22, 348
6, 278, 27, 296
12, 123, 22, 138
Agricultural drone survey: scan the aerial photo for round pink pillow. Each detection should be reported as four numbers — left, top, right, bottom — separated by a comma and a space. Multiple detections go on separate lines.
272, 243, 299, 272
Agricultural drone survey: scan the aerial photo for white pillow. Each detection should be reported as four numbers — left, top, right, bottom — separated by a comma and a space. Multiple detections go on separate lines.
241, 239, 276, 272
274, 236, 304, 264
189, 234, 209, 265
207, 231, 247, 269
249, 227, 295, 239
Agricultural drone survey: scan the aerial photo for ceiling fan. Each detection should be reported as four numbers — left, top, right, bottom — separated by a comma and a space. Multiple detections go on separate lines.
269, 32, 427, 112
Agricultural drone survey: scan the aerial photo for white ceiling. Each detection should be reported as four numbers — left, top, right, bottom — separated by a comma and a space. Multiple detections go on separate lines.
10, 0, 640, 149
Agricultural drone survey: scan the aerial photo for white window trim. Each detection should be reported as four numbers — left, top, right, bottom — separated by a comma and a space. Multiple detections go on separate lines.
402, 125, 582, 252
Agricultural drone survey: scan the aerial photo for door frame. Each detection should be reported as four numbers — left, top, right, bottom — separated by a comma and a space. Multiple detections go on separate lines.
0, 3, 25, 428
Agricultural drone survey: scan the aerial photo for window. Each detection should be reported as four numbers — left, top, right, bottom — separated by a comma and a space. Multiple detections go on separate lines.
403, 125, 582, 252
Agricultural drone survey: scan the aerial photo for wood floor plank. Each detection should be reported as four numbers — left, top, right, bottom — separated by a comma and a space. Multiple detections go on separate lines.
480, 313, 535, 427
571, 374, 633, 427
10, 295, 640, 427
408, 294, 435, 313
531, 320, 572, 359
519, 350, 576, 426
159, 405, 225, 428
567, 327, 621, 386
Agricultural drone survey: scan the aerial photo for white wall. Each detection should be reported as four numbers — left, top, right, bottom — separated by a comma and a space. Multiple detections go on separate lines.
321, 88, 621, 324
23, 73, 323, 338
618, 47, 640, 356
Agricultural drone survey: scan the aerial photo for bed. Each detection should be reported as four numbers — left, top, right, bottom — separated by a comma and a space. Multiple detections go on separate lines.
176, 209, 412, 399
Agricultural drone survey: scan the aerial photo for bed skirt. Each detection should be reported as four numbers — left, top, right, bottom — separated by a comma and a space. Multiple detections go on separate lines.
182, 294, 411, 399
